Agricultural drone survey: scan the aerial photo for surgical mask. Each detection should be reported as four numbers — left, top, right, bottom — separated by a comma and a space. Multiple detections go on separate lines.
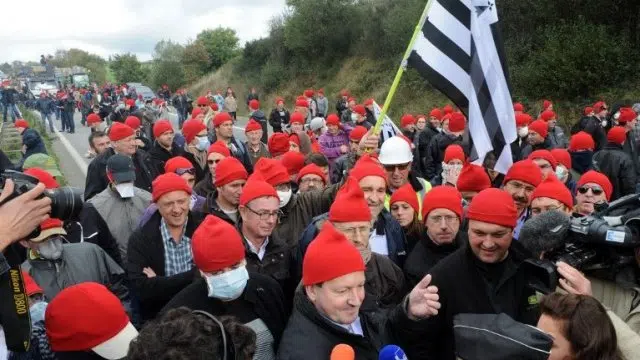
555, 165, 568, 182
277, 189, 293, 208
37, 237, 63, 260
29, 301, 48, 324
115, 182, 135, 198
205, 265, 249, 300
351, 113, 359, 122
601, 120, 608, 128
196, 136, 210, 151
518, 126, 529, 138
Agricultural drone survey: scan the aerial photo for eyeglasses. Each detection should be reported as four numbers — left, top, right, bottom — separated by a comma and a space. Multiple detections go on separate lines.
207, 159, 222, 165
427, 215, 459, 224
578, 186, 604, 196
383, 163, 410, 172
245, 206, 283, 221
175, 167, 195, 176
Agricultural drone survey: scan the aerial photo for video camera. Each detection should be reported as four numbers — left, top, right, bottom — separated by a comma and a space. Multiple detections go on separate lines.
520, 194, 640, 294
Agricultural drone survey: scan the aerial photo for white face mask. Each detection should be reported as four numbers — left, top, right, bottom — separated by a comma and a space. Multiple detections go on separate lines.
555, 165, 569, 182
204, 265, 249, 300
277, 189, 293, 208
115, 182, 135, 198
518, 126, 529, 138
29, 301, 48, 324
613, 112, 620, 120
37, 237, 63, 260
601, 120, 608, 128
351, 113, 359, 122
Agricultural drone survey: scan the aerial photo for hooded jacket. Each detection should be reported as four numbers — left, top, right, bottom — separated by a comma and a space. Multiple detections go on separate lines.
21, 128, 47, 160
424, 132, 466, 182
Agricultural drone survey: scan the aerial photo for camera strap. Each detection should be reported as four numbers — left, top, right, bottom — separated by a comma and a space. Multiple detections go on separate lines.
0, 264, 31, 352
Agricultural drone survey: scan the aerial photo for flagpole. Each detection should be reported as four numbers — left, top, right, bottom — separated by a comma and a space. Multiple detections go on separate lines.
372, 0, 435, 136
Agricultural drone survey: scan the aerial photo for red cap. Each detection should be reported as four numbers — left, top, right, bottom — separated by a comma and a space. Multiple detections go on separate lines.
347, 97, 356, 103
569, 131, 595, 151
281, 151, 306, 176
364, 98, 374, 106
275, 97, 285, 105
543, 100, 552, 110
593, 101, 606, 113
528, 119, 548, 138
617, 107, 636, 124
152, 172, 192, 202
577, 170, 613, 201
108, 122, 135, 142
249, 99, 260, 110
350, 126, 368, 142
503, 160, 543, 187
302, 222, 365, 286
210, 103, 219, 111
289, 133, 300, 147
208, 140, 231, 157
295, 98, 309, 108
124, 116, 141, 130
318, 88, 324, 95
513, 102, 524, 112
515, 113, 532, 127
196, 96, 208, 106
290, 112, 305, 125
400, 114, 416, 128
15, 119, 29, 128
354, 105, 366, 116
153, 119, 173, 138
607, 126, 627, 145
429, 108, 443, 120
215, 157, 248, 187
390, 183, 419, 214
24, 168, 59, 189
528, 149, 557, 170
329, 176, 371, 222
191, 107, 203, 119
456, 163, 491, 192
164, 156, 193, 174
245, 119, 262, 133
448, 112, 466, 132
125, 99, 135, 107
421, 185, 463, 220
254, 158, 290, 186
239, 173, 279, 206
192, 215, 245, 273
584, 106, 594, 116
340, 89, 349, 97
350, 155, 387, 184
466, 188, 518, 228
326, 114, 340, 126
213, 112, 233, 127
22, 271, 43, 296
540, 110, 557, 122
443, 104, 454, 114
297, 163, 328, 184
550, 149, 571, 170
531, 176, 573, 208
443, 144, 465, 163
86, 113, 102, 125
304, 89, 314, 98
268, 133, 290, 157
181, 119, 207, 144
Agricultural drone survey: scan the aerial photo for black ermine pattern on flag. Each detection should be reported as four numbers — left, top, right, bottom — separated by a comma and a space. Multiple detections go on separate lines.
407, 0, 516, 174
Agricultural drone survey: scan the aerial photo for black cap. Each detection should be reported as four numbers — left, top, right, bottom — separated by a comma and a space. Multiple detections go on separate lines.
106, 154, 136, 184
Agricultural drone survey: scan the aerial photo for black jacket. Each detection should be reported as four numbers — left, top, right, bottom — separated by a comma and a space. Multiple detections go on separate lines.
424, 132, 466, 182
592, 143, 637, 201
569, 150, 593, 176
520, 138, 551, 160
269, 108, 290, 132
147, 141, 185, 175
510, 136, 528, 162
622, 130, 640, 181
194, 171, 216, 198
201, 190, 236, 225
210, 133, 254, 174
397, 244, 540, 360
163, 274, 287, 350
79, 202, 123, 266
416, 125, 439, 177
250, 110, 269, 143
84, 148, 158, 201
126, 211, 204, 321
331, 152, 357, 184
336, 99, 348, 116
571, 116, 607, 151
21, 128, 47, 160
403, 232, 465, 289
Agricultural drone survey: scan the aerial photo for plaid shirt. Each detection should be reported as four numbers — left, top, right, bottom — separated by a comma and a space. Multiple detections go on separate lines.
160, 219, 193, 276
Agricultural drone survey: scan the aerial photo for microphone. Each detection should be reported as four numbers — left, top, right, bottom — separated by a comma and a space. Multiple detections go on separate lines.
518, 210, 571, 257
379, 345, 409, 360
330, 344, 355, 360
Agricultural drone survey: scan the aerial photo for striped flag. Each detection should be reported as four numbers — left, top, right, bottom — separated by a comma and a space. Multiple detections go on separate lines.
371, 100, 401, 142
407, 0, 516, 174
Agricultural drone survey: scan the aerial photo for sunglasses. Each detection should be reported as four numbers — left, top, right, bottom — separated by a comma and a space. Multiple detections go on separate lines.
578, 186, 604, 196
383, 163, 410, 172
207, 159, 222, 165
175, 167, 195, 176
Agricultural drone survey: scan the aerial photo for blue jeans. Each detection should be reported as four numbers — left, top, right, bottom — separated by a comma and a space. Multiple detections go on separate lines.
62, 110, 75, 132
41, 112, 55, 133
3, 103, 19, 122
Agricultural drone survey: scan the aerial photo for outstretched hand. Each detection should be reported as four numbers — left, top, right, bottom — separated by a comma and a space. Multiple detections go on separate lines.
557, 261, 592, 296
407, 274, 441, 320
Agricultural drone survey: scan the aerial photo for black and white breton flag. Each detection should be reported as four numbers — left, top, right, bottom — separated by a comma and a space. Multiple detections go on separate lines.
407, 0, 516, 174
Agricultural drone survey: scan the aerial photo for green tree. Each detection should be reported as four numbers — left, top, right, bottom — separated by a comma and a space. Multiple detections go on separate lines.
49, 48, 107, 83
182, 41, 210, 84
110, 53, 145, 83
195, 27, 240, 71
150, 40, 185, 90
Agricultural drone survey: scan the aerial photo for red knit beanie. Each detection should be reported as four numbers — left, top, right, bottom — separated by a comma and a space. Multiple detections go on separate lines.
196, 96, 208, 106
400, 114, 416, 128
584, 106, 594, 116
22, 271, 43, 296
528, 149, 557, 170
448, 112, 466, 132
304, 89, 314, 98
543, 100, 552, 110
289, 133, 300, 147
210, 103, 219, 111
297, 163, 328, 184
164, 156, 193, 174
607, 126, 626, 145
329, 176, 371, 223
429, 108, 443, 119
515, 113, 532, 127
290, 112, 305, 125
350, 155, 387, 184
24, 168, 59, 189
213, 112, 233, 127
466, 188, 518, 228
249, 99, 260, 110
125, 99, 135, 107
108, 122, 135, 141
295, 98, 309, 108
528, 119, 548, 138
254, 158, 290, 186
302, 222, 366, 286
245, 119, 262, 133
182, 119, 206, 144
569, 131, 595, 151
456, 163, 491, 192
443, 144, 465, 163
124, 116, 141, 130
390, 183, 419, 214
191, 107, 203, 119
87, 113, 102, 125
326, 114, 340, 127
364, 98, 374, 106
593, 101, 606, 113
208, 140, 231, 157
239, 173, 279, 206
550, 149, 571, 170
215, 157, 248, 187
617, 107, 636, 124
577, 170, 613, 201
540, 110, 557, 122
421, 185, 463, 220
530, 176, 573, 208
350, 126, 368, 142
152, 172, 192, 202
192, 215, 245, 273
281, 151, 306, 176
513, 103, 524, 112
153, 119, 173, 138
275, 97, 285, 105
268, 133, 290, 157
443, 104, 454, 114
503, 160, 543, 187
354, 105, 366, 116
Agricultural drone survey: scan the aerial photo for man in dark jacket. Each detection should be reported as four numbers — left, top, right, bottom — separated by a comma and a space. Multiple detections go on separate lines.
268, 98, 290, 133
2, 85, 20, 122
570, 101, 608, 151
592, 126, 637, 201
416, 109, 442, 176
35, 93, 56, 133
84, 122, 158, 200
147, 119, 182, 175
335, 90, 349, 116
397, 189, 540, 360
61, 92, 76, 133
424, 113, 466, 182
246, 87, 259, 106
15, 119, 47, 163
520, 119, 552, 159
127, 173, 205, 322
210, 112, 254, 174
202, 157, 248, 225
249, 99, 268, 143
617, 107, 640, 190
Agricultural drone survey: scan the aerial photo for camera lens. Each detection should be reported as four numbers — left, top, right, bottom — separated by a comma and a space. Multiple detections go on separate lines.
45, 187, 84, 220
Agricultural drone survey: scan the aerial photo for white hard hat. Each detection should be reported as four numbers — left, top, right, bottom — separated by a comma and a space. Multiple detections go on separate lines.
378, 136, 413, 165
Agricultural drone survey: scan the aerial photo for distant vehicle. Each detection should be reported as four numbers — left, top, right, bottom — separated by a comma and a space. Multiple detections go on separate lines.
55, 66, 90, 88
126, 83, 155, 101
27, 77, 58, 97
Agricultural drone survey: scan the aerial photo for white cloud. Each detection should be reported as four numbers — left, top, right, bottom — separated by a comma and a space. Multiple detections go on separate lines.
0, 0, 286, 63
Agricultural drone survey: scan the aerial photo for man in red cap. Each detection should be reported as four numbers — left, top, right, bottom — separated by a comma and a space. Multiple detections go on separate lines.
400, 114, 417, 141
456, 162, 491, 203
297, 163, 327, 193
201, 157, 248, 225
85, 122, 158, 200
316, 89, 328, 117
124, 115, 151, 151
163, 215, 287, 358
181, 118, 210, 182
568, 131, 596, 178
528, 149, 557, 180
502, 160, 543, 239
339, 97, 358, 124
615, 107, 640, 190
288, 112, 305, 134
402, 188, 540, 360
148, 119, 183, 175
415, 108, 443, 176
332, 125, 368, 184
529, 176, 574, 217
521, 119, 552, 159
336, 89, 350, 116
244, 118, 270, 165
352, 105, 370, 129
248, 99, 269, 143
127, 173, 206, 322
592, 126, 636, 200
15, 119, 47, 163
268, 97, 290, 133
571, 101, 607, 151
424, 112, 467, 182
192, 140, 230, 198
540, 110, 568, 149
574, 170, 612, 216
268, 132, 290, 159
550, 148, 577, 193
210, 112, 253, 173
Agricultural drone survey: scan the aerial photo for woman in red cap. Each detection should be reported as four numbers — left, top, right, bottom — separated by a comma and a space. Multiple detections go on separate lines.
268, 97, 290, 133
390, 183, 423, 253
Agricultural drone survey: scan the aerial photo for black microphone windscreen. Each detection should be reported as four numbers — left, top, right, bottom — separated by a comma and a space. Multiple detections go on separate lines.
518, 210, 570, 256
